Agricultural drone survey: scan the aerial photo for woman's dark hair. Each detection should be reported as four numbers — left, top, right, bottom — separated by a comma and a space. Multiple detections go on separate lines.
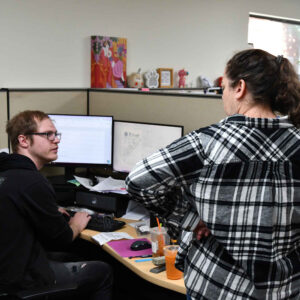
226, 49, 300, 127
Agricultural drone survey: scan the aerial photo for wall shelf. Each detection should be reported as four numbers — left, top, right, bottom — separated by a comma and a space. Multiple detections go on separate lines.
1, 87, 222, 99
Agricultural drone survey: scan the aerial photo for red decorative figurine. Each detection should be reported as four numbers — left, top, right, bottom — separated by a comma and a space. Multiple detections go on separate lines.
178, 69, 189, 88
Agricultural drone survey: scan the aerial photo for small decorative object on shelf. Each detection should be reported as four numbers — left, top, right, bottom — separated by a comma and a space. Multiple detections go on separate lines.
127, 68, 144, 88
214, 76, 223, 87
157, 68, 173, 88
198, 76, 211, 89
177, 69, 189, 88
144, 69, 159, 88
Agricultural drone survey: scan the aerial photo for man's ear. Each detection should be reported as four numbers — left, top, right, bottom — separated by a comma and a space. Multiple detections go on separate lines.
17, 135, 30, 149
235, 79, 246, 100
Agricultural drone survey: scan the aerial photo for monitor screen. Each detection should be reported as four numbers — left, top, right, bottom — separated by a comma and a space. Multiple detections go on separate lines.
48, 114, 113, 167
113, 120, 183, 173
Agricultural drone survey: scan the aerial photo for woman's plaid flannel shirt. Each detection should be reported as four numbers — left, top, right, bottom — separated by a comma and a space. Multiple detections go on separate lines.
126, 115, 300, 300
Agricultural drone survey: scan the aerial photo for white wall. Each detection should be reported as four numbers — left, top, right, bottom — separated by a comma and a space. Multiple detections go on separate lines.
1, 0, 300, 88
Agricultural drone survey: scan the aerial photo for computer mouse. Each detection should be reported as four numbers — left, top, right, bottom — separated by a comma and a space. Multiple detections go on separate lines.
130, 240, 151, 251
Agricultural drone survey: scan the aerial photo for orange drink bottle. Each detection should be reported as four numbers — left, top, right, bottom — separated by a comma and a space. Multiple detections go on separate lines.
164, 245, 183, 280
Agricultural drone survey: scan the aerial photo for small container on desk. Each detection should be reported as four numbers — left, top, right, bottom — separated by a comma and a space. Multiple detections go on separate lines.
164, 245, 183, 280
150, 227, 170, 257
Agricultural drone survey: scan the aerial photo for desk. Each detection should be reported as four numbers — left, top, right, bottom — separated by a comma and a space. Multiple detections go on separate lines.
80, 219, 186, 295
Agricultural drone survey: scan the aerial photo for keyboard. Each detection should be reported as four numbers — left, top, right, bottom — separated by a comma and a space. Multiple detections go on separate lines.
65, 209, 126, 232
87, 214, 125, 232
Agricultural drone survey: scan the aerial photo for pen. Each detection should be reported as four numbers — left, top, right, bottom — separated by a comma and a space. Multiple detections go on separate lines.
135, 258, 152, 262
129, 255, 152, 259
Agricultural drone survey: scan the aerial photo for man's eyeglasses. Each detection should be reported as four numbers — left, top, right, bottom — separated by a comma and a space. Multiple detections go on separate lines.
27, 132, 62, 141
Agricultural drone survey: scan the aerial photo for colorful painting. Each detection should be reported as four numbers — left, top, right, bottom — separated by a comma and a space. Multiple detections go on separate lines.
91, 36, 127, 88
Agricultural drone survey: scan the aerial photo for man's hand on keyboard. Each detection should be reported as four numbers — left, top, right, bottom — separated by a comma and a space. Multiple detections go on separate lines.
60, 207, 126, 232
69, 212, 91, 240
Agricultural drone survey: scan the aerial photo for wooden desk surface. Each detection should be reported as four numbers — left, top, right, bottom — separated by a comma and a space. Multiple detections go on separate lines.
80, 219, 186, 295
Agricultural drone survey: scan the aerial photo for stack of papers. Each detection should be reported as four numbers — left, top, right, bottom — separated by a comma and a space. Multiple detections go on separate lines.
74, 175, 127, 194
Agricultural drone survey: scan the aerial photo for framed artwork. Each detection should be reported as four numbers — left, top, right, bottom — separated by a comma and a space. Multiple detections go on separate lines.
157, 68, 173, 88
91, 36, 127, 88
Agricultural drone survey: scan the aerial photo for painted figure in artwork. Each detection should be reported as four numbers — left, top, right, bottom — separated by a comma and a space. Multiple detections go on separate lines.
111, 43, 126, 88
99, 38, 113, 88
91, 36, 102, 88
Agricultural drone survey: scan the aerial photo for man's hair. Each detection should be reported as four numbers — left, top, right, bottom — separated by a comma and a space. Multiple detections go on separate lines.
6, 110, 50, 153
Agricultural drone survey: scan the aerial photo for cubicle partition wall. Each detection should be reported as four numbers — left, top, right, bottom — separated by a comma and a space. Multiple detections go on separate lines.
89, 90, 225, 135
3, 89, 88, 149
9, 90, 88, 117
1, 88, 225, 150
0, 90, 8, 149
0, 88, 224, 177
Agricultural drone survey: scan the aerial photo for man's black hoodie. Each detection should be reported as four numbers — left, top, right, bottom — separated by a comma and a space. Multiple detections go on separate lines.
0, 152, 73, 292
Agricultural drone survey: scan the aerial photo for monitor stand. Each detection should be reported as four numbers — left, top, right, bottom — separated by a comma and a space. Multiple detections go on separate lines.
48, 166, 77, 186
64, 166, 76, 182
47, 167, 79, 206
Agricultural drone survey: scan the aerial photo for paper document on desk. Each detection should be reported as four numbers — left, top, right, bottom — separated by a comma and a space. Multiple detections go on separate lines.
73, 175, 127, 194
92, 176, 127, 194
74, 176, 93, 189
122, 200, 149, 220
92, 232, 133, 246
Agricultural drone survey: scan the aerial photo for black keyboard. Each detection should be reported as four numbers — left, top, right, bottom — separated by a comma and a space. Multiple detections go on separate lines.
65, 210, 125, 232
87, 214, 125, 232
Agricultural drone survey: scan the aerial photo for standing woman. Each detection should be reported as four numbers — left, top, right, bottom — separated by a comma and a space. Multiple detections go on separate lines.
126, 49, 300, 299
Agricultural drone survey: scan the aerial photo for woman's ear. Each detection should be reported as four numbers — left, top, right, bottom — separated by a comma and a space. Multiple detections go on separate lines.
235, 79, 247, 100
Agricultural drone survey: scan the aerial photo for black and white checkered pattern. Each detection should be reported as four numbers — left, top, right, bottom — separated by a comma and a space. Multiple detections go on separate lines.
126, 114, 300, 299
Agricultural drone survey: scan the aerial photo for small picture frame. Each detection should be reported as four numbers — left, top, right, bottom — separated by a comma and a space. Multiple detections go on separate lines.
157, 68, 173, 88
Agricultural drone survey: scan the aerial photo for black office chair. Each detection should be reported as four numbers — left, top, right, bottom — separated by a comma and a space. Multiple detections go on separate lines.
0, 283, 77, 299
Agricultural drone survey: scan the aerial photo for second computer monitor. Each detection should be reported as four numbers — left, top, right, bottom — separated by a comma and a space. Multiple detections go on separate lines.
113, 120, 184, 173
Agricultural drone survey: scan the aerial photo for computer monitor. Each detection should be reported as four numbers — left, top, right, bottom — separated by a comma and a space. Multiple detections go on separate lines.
113, 120, 184, 173
48, 114, 113, 179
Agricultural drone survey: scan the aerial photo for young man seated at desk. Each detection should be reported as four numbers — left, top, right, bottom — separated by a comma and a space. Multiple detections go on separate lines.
0, 110, 113, 299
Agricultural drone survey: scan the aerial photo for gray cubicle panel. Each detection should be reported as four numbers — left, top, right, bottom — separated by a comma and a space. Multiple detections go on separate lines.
7, 90, 87, 176
0, 91, 8, 149
89, 91, 226, 135
9, 91, 87, 119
